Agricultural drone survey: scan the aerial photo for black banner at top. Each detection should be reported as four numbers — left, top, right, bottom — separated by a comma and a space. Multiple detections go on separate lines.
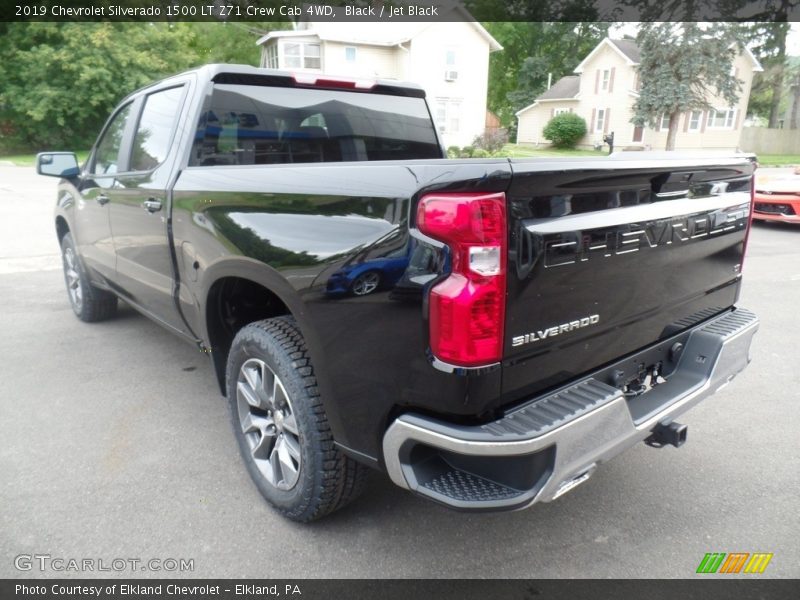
2, 0, 800, 22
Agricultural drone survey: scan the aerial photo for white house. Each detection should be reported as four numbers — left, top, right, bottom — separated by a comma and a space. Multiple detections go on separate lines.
516, 37, 763, 151
256, 9, 502, 148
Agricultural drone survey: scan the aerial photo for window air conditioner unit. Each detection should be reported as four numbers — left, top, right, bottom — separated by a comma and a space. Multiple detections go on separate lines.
445, 70, 458, 82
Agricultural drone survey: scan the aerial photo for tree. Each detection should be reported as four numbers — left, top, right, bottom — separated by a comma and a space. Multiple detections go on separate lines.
786, 58, 800, 129
0, 22, 291, 151
176, 21, 293, 66
0, 23, 198, 150
736, 22, 791, 126
622, 1, 797, 129
484, 22, 606, 129
631, 23, 742, 150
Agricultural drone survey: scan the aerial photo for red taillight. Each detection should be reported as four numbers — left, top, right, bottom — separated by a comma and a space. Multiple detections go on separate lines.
292, 74, 375, 90
417, 192, 507, 367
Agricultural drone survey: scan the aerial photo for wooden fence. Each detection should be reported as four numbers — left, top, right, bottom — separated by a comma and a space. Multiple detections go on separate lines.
739, 127, 800, 155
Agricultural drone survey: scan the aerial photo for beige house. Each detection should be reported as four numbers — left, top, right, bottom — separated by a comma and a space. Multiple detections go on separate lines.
516, 37, 763, 150
256, 12, 502, 148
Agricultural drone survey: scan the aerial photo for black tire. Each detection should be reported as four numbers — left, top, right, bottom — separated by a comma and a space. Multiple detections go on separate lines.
226, 316, 369, 522
60, 232, 118, 322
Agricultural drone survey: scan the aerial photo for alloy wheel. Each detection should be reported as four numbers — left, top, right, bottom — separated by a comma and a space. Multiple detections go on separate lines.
236, 358, 302, 490
352, 271, 380, 296
63, 246, 83, 311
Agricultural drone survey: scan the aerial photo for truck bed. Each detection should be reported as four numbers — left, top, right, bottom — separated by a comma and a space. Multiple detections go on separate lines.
172, 153, 755, 461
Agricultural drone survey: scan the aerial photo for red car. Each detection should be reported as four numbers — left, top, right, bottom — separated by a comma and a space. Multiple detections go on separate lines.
753, 170, 800, 224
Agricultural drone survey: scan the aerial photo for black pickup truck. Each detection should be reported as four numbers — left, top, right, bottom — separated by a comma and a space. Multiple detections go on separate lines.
37, 64, 759, 521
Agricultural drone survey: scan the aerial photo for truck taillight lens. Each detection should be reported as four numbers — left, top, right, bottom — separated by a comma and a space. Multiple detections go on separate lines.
417, 192, 507, 367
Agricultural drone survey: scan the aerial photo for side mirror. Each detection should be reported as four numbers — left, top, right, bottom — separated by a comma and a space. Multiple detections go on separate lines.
36, 152, 80, 178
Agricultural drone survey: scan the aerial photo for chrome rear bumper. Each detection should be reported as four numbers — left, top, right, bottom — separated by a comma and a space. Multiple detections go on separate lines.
382, 308, 759, 511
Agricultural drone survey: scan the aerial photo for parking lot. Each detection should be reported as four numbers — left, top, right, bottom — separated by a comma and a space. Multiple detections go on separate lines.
1, 165, 798, 578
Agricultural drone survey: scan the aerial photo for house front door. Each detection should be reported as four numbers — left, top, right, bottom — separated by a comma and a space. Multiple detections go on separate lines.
632, 126, 644, 143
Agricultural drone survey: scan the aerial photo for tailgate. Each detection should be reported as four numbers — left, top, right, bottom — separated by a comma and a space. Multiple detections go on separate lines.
502, 154, 754, 399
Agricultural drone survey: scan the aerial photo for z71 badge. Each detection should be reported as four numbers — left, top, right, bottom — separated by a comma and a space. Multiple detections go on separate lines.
512, 314, 600, 347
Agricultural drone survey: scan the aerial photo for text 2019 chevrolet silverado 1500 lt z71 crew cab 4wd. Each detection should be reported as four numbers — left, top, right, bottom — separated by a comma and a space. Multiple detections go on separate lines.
37, 65, 759, 521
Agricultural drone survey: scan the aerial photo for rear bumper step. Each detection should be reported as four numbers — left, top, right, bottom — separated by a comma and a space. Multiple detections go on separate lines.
382, 307, 758, 511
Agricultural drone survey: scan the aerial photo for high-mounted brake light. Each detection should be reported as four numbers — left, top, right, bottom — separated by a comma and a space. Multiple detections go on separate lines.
292, 74, 376, 90
417, 192, 507, 367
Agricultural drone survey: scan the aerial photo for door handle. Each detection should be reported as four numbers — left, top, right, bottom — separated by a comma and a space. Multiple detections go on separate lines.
96, 194, 109, 206
143, 198, 162, 213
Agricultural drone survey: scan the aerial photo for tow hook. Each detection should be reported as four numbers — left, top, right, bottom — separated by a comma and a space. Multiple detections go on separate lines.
645, 421, 688, 448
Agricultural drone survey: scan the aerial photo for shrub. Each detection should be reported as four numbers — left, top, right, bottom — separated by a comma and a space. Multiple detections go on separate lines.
446, 146, 461, 158
460, 145, 475, 157
472, 129, 509, 154
472, 148, 490, 158
542, 113, 588, 149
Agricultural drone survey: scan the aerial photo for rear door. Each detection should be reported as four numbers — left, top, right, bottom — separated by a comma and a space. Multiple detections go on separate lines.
502, 155, 754, 400
107, 82, 192, 334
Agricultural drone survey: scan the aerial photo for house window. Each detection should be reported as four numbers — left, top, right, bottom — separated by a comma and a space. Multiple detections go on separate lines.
283, 42, 321, 69
595, 108, 606, 133
435, 99, 461, 134
265, 45, 278, 69
687, 110, 703, 132
601, 69, 611, 91
708, 108, 737, 129
345, 47, 356, 62
660, 113, 671, 130
445, 50, 456, 67
554, 108, 570, 116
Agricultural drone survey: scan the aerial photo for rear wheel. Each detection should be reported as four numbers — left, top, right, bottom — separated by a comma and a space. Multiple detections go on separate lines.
60, 232, 117, 322
226, 316, 368, 521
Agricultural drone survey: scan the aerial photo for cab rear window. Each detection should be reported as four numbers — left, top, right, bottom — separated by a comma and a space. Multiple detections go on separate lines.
190, 84, 441, 166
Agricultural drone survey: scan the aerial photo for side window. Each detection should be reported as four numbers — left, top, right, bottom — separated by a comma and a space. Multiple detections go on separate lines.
131, 86, 184, 172
93, 103, 133, 176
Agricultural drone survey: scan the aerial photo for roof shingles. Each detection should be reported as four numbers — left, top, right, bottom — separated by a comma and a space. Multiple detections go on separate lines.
537, 75, 580, 100
608, 38, 641, 63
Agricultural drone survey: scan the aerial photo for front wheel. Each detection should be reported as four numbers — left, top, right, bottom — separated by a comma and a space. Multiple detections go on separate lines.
226, 316, 368, 522
60, 232, 117, 322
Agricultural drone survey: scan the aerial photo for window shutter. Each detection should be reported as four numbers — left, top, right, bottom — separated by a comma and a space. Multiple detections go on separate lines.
604, 107, 610, 133
609, 67, 616, 93
590, 108, 596, 132
594, 70, 600, 94
700, 111, 707, 133
683, 112, 690, 132
551, 108, 555, 118
656, 115, 660, 132
734, 108, 741, 130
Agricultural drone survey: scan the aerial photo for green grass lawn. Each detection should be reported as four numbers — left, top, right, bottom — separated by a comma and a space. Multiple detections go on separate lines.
0, 151, 90, 167
756, 155, 800, 167
498, 144, 606, 158
501, 145, 800, 167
